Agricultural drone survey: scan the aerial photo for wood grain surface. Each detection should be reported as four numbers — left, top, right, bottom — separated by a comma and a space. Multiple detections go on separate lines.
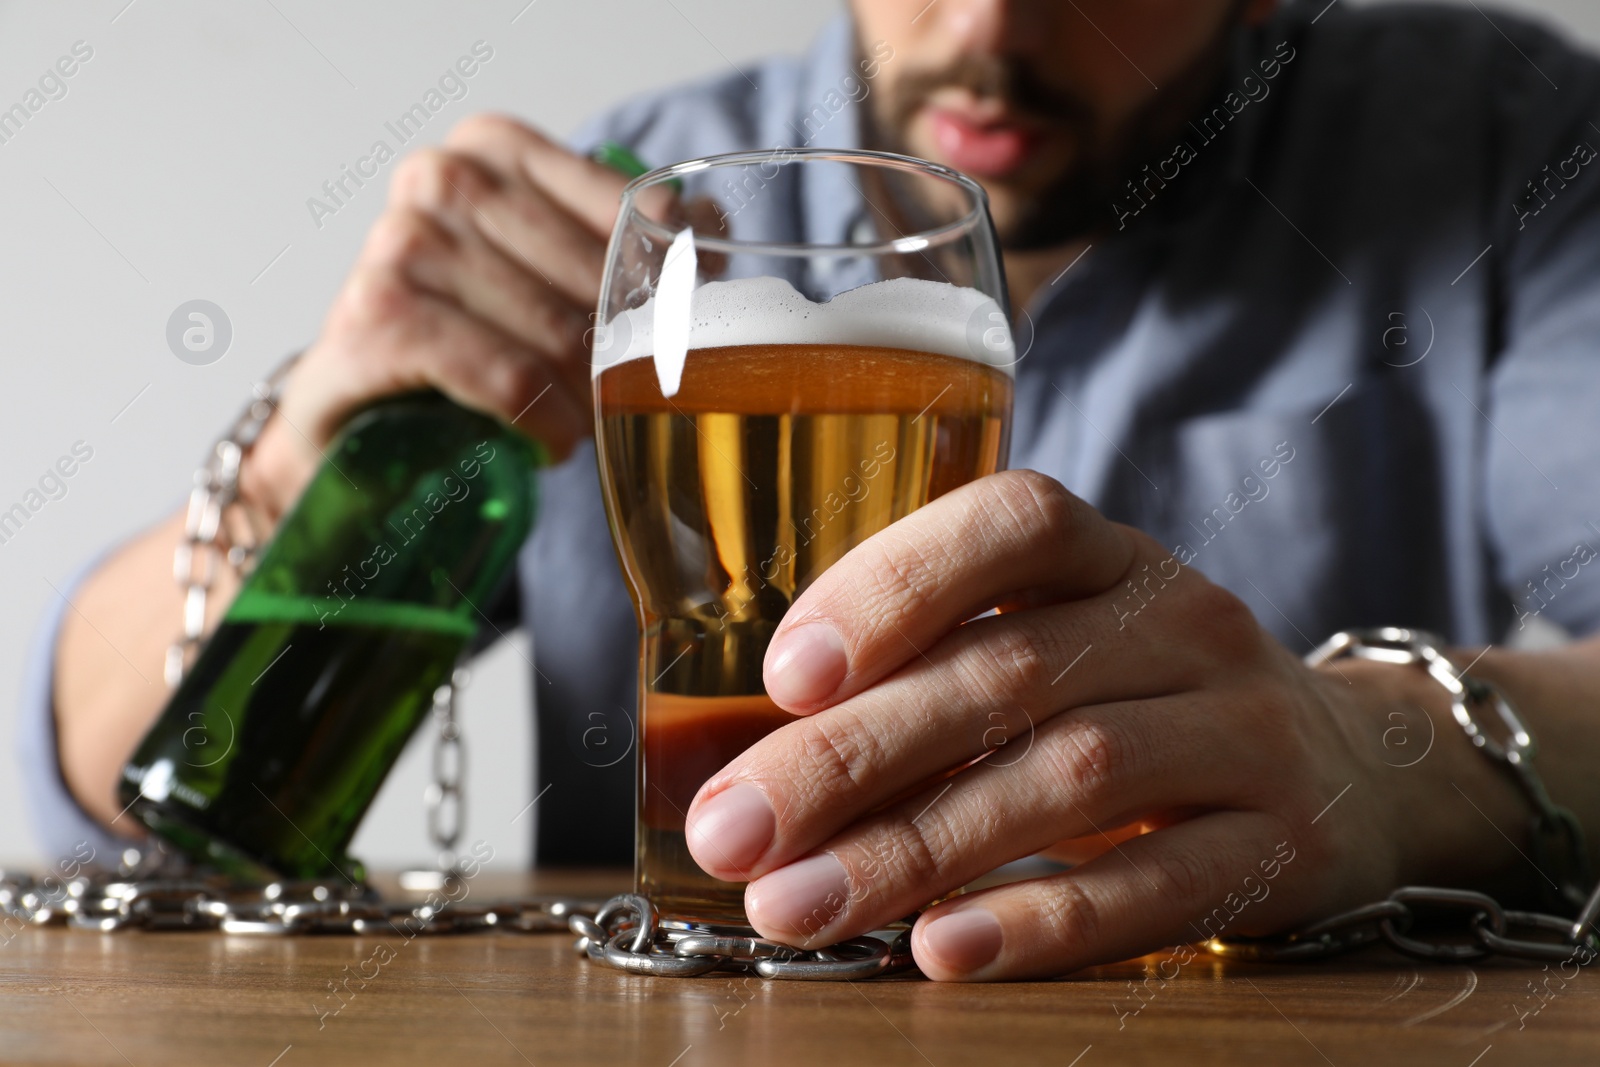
2, 870, 1594, 1067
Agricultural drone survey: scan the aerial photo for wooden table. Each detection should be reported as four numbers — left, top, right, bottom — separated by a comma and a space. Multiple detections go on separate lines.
3, 870, 1595, 1066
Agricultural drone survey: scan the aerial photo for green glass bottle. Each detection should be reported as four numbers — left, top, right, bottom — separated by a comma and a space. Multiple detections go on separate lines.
119, 392, 541, 880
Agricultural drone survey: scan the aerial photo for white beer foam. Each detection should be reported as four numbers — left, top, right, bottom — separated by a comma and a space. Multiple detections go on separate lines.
592, 275, 1016, 380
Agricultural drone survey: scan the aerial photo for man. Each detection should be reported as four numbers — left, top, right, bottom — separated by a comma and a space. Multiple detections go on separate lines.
26, 0, 1600, 980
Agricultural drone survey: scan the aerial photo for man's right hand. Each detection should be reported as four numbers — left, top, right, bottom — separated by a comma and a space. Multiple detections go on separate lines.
242, 114, 651, 526
55, 115, 647, 831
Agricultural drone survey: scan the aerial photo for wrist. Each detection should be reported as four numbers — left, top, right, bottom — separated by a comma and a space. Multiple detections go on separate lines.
233, 355, 321, 529
235, 412, 307, 529
1314, 649, 1533, 897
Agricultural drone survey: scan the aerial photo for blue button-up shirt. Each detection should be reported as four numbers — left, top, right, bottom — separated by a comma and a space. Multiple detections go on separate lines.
23, 1, 1600, 864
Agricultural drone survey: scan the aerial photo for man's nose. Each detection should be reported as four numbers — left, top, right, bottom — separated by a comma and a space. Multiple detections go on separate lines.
929, 0, 1049, 58
932, 0, 1002, 54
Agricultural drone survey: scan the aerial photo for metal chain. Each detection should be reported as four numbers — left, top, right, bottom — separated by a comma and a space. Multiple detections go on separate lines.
1208, 886, 1600, 965
0, 850, 596, 938
569, 894, 919, 980
1, 853, 912, 978
165, 354, 300, 687
400, 669, 472, 890
1212, 627, 1600, 965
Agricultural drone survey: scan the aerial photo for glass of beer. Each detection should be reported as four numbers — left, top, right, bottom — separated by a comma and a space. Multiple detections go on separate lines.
592, 148, 1014, 928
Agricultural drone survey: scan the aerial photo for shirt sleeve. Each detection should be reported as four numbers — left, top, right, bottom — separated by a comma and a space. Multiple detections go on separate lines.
1484, 32, 1600, 638
16, 551, 139, 862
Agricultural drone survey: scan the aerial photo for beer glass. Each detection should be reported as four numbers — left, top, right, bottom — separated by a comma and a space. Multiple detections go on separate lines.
592, 148, 1014, 929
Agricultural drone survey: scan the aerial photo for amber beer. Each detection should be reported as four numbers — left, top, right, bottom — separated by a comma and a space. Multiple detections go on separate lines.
596, 338, 1011, 923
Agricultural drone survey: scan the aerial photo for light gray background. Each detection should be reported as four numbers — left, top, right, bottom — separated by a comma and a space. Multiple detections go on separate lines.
0, 0, 1594, 870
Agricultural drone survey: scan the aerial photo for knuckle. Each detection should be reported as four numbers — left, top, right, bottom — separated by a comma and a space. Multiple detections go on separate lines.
338, 266, 415, 330
960, 623, 1049, 703
485, 355, 557, 417
792, 711, 882, 806
986, 469, 1078, 544
1036, 876, 1102, 961
1148, 846, 1211, 907
366, 208, 445, 269
391, 148, 485, 211
1186, 580, 1259, 653
1040, 718, 1122, 807
852, 533, 946, 632
857, 814, 946, 899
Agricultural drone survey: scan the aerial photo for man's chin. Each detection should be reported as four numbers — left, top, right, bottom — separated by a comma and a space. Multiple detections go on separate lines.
959, 170, 1103, 250
992, 186, 1116, 250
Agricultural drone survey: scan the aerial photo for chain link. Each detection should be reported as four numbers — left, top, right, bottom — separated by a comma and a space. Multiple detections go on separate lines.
166, 354, 300, 687
569, 894, 919, 980
425, 669, 468, 871
396, 669, 474, 891
1212, 627, 1600, 965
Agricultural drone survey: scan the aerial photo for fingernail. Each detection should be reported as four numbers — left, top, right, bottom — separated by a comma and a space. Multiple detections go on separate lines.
747, 853, 850, 940
765, 624, 848, 708
921, 910, 1003, 974
685, 783, 775, 876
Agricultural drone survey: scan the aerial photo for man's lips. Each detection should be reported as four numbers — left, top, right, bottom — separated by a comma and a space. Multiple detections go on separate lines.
925, 107, 1042, 178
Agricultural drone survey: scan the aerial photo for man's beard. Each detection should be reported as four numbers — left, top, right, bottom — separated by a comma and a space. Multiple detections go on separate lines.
862, 22, 1246, 250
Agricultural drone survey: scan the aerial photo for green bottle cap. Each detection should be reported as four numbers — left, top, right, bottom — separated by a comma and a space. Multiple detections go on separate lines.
591, 141, 682, 193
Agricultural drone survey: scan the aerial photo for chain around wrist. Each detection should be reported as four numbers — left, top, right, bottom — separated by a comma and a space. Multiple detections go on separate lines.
1308, 627, 1591, 913
165, 353, 300, 687
1212, 627, 1600, 964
